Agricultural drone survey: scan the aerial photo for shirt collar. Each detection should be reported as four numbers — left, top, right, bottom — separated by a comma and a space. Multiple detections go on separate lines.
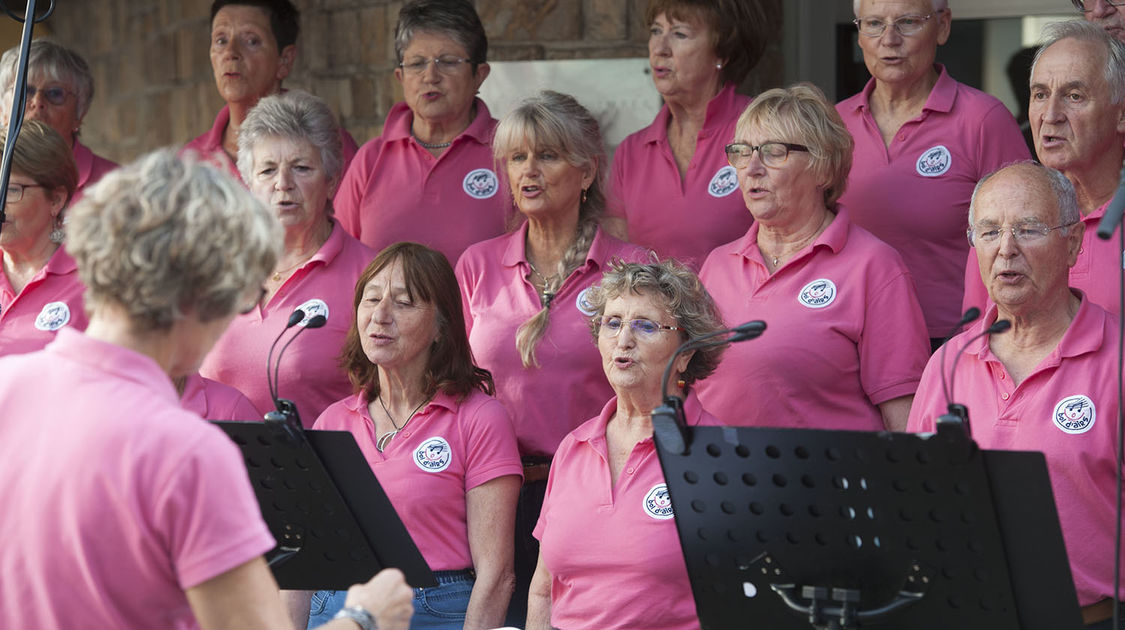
500, 221, 611, 273
385, 98, 494, 146
733, 205, 850, 263
639, 82, 739, 145
970, 291, 1104, 361
850, 64, 953, 115
46, 328, 179, 404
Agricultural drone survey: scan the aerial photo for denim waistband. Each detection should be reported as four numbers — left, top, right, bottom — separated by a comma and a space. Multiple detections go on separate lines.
428, 568, 475, 586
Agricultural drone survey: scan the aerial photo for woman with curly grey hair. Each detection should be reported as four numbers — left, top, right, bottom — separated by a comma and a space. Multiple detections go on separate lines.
527, 259, 725, 630
0, 149, 415, 630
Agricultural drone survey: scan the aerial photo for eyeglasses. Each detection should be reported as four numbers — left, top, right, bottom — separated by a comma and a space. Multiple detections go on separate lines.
966, 221, 1076, 246
597, 316, 680, 338
399, 57, 471, 75
853, 12, 942, 37
25, 84, 75, 106
239, 287, 267, 315
724, 142, 809, 169
1072, 0, 1125, 12
4, 182, 43, 203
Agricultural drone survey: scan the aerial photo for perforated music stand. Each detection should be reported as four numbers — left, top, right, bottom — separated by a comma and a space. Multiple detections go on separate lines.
214, 421, 437, 590
653, 419, 1082, 630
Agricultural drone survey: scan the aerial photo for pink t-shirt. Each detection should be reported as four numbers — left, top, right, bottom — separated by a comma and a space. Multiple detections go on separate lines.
964, 198, 1123, 317
72, 139, 117, 202
837, 65, 1030, 337
0, 246, 88, 357
696, 206, 929, 429
533, 393, 716, 630
314, 389, 522, 571
200, 221, 374, 427
0, 329, 275, 629
182, 103, 360, 183
455, 224, 649, 456
609, 83, 751, 268
334, 99, 513, 266
906, 298, 1125, 606
180, 372, 262, 421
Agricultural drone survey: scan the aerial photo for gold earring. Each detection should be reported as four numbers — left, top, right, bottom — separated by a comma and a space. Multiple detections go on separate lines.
581, 188, 588, 203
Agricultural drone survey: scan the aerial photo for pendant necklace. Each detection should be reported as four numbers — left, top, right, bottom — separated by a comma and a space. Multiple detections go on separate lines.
376, 393, 430, 452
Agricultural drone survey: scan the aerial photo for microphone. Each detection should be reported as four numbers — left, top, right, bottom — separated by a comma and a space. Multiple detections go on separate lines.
937, 317, 1012, 438
266, 308, 305, 404
264, 310, 326, 439
1096, 158, 1125, 240
653, 321, 767, 455
938, 307, 981, 406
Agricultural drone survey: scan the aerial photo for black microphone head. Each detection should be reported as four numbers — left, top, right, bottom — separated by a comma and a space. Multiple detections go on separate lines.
987, 319, 1012, 334
286, 309, 306, 328
961, 307, 981, 324
730, 320, 767, 342
305, 314, 327, 329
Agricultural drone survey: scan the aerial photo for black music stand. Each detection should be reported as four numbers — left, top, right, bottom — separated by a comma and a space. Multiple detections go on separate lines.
214, 420, 436, 590
654, 419, 1082, 630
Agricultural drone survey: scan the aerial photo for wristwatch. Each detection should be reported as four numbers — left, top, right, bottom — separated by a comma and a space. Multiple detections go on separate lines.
332, 604, 378, 630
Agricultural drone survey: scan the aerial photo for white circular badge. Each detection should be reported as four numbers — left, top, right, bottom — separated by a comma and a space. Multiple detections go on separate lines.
295, 298, 329, 327
707, 165, 739, 198
643, 483, 675, 520
34, 301, 71, 331
916, 145, 952, 177
797, 279, 837, 309
575, 287, 597, 316
462, 168, 499, 199
1053, 394, 1096, 435
414, 436, 453, 472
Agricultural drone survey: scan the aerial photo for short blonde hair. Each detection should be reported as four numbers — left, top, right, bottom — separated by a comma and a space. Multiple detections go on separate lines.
68, 149, 281, 331
734, 83, 854, 206
1, 119, 77, 207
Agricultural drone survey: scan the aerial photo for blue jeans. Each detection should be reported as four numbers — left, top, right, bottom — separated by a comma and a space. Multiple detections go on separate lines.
307, 569, 475, 630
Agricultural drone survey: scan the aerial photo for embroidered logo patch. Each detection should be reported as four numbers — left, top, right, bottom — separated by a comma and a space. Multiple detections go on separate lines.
575, 287, 597, 316
414, 437, 453, 472
34, 301, 70, 331
916, 145, 952, 177
463, 168, 499, 199
643, 483, 675, 520
797, 279, 837, 309
295, 298, 329, 327
1053, 394, 1095, 435
708, 165, 739, 198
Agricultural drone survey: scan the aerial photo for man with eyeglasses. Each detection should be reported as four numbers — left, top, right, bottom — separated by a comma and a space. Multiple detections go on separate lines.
963, 20, 1125, 317
909, 161, 1125, 628
1074, 0, 1125, 42
837, 0, 1029, 351
184, 0, 359, 181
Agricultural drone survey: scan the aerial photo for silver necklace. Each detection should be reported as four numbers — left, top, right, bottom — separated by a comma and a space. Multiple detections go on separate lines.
527, 261, 559, 307
411, 128, 452, 149
375, 393, 430, 452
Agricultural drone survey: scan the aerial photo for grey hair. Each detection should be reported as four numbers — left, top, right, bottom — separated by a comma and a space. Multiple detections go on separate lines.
968, 160, 1080, 228
236, 90, 345, 186
1032, 20, 1125, 105
67, 149, 281, 332
0, 39, 94, 123
853, 0, 947, 14
494, 90, 607, 367
394, 0, 488, 67
586, 259, 727, 385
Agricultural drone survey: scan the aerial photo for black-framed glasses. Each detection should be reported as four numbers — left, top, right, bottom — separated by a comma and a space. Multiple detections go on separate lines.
399, 57, 471, 75
966, 221, 1076, 246
1072, 0, 1125, 12
25, 84, 75, 106
4, 182, 43, 203
597, 316, 680, 338
724, 142, 809, 169
239, 286, 267, 315
853, 11, 942, 37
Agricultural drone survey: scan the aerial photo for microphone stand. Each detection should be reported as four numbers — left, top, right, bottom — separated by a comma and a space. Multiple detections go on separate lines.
652, 321, 766, 455
0, 0, 54, 231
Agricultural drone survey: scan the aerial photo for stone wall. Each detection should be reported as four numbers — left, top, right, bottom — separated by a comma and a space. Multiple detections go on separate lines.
37, 0, 782, 164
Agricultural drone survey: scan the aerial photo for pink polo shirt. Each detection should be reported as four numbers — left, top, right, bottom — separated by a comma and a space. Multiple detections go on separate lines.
837, 65, 1030, 337
696, 206, 929, 429
0, 246, 88, 357
963, 198, 1123, 316
609, 83, 751, 268
200, 221, 374, 427
182, 103, 359, 182
72, 140, 117, 202
0, 329, 275, 630
314, 389, 522, 571
180, 373, 262, 421
455, 224, 649, 456
533, 393, 716, 630
907, 298, 1125, 606
334, 99, 513, 266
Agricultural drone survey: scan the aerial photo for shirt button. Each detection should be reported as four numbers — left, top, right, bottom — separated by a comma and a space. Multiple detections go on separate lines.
627, 467, 634, 474
999, 373, 1005, 380
1001, 393, 1009, 400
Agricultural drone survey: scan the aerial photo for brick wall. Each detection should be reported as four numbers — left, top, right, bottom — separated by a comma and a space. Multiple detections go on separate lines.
37, 0, 782, 165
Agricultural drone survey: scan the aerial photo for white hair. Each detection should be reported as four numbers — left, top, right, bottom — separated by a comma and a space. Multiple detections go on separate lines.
853, 0, 948, 15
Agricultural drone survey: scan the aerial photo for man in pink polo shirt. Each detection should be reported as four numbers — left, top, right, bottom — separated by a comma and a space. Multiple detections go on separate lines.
184, 0, 358, 181
839, 0, 1029, 346
964, 20, 1125, 317
910, 162, 1125, 628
